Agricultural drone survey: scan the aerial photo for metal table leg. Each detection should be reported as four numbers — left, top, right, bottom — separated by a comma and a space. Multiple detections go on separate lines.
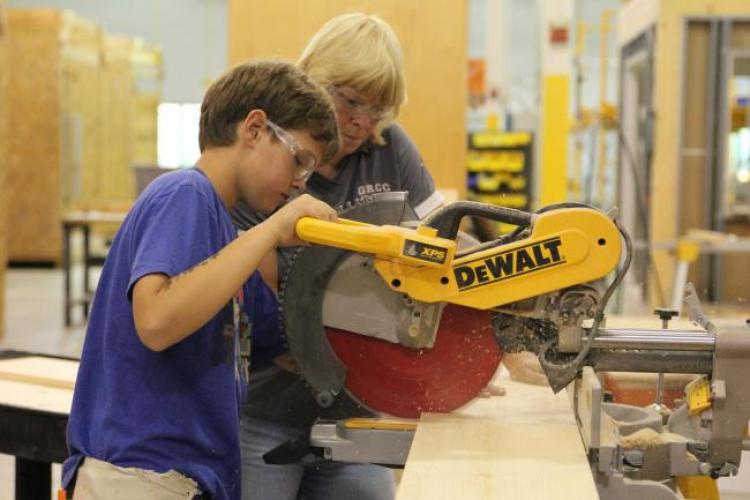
63, 223, 72, 327
15, 457, 51, 500
83, 224, 91, 320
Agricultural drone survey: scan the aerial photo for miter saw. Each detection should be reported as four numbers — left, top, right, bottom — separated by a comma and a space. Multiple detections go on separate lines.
273, 193, 750, 499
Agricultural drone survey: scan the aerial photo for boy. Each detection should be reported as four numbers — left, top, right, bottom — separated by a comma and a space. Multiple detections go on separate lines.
62, 59, 340, 500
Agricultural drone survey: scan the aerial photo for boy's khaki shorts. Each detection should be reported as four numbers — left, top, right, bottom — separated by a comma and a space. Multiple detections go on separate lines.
72, 456, 202, 499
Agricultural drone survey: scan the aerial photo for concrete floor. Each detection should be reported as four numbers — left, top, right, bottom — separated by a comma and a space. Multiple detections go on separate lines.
2, 266, 750, 499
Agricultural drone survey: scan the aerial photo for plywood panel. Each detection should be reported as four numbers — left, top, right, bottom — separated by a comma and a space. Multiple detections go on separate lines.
649, 5, 684, 303
131, 41, 161, 167
60, 15, 103, 210
0, 356, 77, 390
6, 8, 64, 262
680, 23, 712, 293
101, 36, 135, 207
97, 37, 160, 216
6, 9, 105, 262
397, 377, 598, 499
228, 0, 468, 196
0, 379, 73, 414
0, 0, 8, 340
730, 21, 750, 50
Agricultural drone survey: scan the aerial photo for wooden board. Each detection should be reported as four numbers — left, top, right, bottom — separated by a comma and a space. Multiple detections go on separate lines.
0, 356, 78, 390
6, 9, 105, 262
131, 40, 161, 166
98, 36, 161, 211
6, 8, 64, 262
0, 378, 73, 415
60, 13, 104, 211
228, 0, 468, 196
397, 376, 599, 499
101, 36, 136, 207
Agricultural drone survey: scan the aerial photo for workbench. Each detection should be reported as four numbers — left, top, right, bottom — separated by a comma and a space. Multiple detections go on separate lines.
61, 210, 127, 326
0, 351, 75, 500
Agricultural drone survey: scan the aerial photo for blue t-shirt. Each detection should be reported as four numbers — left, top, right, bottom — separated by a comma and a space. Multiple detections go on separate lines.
62, 168, 280, 500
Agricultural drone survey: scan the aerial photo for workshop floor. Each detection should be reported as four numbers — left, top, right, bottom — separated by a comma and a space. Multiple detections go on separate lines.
1, 266, 750, 499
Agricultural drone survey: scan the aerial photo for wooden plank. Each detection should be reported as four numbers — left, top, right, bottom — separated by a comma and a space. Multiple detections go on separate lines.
397, 377, 599, 499
131, 40, 161, 166
228, 0, 468, 196
0, 378, 73, 414
0, 356, 78, 390
98, 36, 161, 211
61, 14, 104, 211
6, 8, 105, 262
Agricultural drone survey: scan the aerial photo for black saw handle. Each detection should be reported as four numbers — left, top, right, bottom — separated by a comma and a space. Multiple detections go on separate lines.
424, 201, 533, 239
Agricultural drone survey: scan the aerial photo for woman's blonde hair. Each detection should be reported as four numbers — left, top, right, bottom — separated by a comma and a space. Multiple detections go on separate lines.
298, 13, 406, 144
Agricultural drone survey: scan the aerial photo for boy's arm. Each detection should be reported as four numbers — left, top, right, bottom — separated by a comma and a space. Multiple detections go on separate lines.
232, 203, 279, 292
132, 194, 335, 351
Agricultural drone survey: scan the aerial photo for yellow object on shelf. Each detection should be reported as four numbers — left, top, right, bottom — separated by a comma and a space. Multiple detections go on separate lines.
467, 151, 526, 172
476, 172, 527, 192
470, 131, 532, 149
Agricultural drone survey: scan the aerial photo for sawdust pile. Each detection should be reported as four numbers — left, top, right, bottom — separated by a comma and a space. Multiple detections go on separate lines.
620, 428, 689, 449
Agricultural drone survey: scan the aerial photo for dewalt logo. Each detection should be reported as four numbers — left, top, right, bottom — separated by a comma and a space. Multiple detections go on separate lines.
403, 240, 448, 264
453, 237, 564, 290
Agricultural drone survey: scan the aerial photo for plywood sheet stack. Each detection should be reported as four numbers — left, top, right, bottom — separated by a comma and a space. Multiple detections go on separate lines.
100, 36, 135, 208
131, 39, 161, 168
99, 36, 161, 210
0, 0, 9, 340
6, 8, 103, 263
60, 13, 104, 210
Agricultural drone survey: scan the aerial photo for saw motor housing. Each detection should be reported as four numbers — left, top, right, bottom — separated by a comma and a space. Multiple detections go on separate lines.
297, 204, 621, 313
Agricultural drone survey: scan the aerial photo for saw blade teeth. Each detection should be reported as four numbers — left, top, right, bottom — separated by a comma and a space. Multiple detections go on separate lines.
276, 244, 306, 357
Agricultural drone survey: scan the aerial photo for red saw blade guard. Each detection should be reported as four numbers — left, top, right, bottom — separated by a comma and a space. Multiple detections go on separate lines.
326, 304, 503, 418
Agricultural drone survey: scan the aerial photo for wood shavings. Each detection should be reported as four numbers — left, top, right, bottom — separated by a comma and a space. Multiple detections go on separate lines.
619, 428, 689, 449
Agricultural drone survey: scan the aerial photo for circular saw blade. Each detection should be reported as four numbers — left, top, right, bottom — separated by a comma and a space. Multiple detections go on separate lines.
280, 193, 503, 418
326, 304, 501, 418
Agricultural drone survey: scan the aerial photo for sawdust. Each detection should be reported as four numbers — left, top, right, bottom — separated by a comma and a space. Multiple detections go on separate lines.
619, 428, 689, 449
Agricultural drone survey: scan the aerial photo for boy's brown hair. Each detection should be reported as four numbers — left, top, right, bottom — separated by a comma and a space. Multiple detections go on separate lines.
199, 59, 340, 163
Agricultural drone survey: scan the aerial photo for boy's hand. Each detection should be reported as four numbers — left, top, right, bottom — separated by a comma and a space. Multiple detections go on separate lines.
267, 194, 337, 246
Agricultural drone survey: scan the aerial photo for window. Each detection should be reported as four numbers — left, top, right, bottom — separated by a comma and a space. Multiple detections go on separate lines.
157, 103, 201, 168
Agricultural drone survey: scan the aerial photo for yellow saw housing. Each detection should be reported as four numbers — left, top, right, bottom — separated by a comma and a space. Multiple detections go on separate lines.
296, 207, 621, 310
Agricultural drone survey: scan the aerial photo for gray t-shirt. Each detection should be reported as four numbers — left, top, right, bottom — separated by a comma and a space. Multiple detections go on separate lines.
232, 124, 442, 427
